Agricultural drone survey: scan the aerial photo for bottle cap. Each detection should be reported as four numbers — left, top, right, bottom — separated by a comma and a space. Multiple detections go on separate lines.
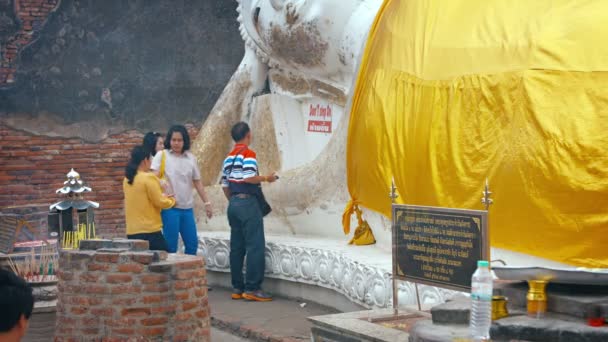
478, 260, 489, 267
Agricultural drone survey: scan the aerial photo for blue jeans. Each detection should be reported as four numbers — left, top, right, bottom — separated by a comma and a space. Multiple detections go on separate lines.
227, 196, 265, 292
161, 208, 199, 255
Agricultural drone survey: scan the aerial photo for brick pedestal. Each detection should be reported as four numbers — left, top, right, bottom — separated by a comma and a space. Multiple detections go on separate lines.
55, 239, 210, 342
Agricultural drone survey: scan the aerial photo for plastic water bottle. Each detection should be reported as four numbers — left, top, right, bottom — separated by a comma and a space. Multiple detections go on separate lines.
470, 260, 493, 341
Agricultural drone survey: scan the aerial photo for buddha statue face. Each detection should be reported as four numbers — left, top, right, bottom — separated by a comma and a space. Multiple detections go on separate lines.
239, 0, 380, 83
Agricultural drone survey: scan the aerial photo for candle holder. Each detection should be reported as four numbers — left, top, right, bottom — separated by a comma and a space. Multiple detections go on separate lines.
492, 295, 509, 320
48, 169, 99, 249
527, 280, 548, 318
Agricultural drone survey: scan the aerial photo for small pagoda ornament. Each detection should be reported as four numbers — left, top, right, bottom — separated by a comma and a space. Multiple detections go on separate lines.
48, 169, 99, 249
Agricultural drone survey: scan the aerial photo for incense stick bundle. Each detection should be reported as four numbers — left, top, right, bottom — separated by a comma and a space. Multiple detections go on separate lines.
7, 244, 58, 282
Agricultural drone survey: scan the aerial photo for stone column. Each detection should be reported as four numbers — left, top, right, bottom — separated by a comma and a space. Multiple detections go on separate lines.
54, 239, 210, 342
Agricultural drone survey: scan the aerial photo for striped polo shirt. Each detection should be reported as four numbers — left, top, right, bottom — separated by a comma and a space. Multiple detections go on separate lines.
221, 144, 259, 194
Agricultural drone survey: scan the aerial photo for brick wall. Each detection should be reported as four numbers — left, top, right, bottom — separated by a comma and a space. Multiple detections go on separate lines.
0, 0, 60, 86
55, 239, 210, 341
0, 123, 199, 239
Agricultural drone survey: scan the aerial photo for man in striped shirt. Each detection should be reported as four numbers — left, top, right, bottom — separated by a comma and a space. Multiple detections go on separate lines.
221, 122, 277, 302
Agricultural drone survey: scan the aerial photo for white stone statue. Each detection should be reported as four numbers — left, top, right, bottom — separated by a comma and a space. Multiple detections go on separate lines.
191, 0, 426, 309
191, 0, 388, 246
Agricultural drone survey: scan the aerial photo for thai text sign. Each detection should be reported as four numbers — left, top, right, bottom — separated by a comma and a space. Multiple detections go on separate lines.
307, 104, 332, 133
392, 205, 488, 291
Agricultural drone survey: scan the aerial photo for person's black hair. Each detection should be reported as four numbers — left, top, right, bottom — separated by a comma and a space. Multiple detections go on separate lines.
142, 132, 162, 156
0, 268, 34, 332
231, 122, 250, 142
164, 125, 190, 152
125, 145, 150, 185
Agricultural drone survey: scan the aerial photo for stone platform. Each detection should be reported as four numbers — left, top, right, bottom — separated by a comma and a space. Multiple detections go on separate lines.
199, 232, 456, 310
307, 281, 608, 342
495, 281, 608, 319
308, 308, 428, 342
199, 232, 573, 312
414, 291, 608, 342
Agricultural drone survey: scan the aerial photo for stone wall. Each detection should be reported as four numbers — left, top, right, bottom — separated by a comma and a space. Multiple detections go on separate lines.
0, 123, 199, 238
55, 239, 210, 341
0, 0, 243, 140
0, 0, 60, 85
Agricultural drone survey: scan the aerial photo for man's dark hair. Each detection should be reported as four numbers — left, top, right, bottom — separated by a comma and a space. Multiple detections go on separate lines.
231, 122, 250, 142
0, 268, 34, 332
164, 125, 191, 152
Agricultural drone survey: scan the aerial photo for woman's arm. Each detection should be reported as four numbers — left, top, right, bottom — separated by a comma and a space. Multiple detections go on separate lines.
194, 180, 213, 218
147, 176, 175, 209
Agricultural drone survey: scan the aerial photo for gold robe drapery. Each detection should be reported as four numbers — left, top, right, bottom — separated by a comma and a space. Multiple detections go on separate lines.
345, 0, 608, 267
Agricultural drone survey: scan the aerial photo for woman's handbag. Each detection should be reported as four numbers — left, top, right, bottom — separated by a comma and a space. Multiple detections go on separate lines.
158, 150, 174, 196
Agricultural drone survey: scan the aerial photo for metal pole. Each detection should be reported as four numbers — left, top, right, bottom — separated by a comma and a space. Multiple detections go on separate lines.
481, 178, 493, 261
390, 179, 399, 316
415, 283, 422, 311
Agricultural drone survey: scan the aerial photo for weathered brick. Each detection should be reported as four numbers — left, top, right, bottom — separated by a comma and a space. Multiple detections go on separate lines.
128, 252, 155, 265
140, 274, 168, 284
148, 262, 174, 273
195, 309, 209, 319
174, 280, 195, 290
194, 288, 207, 298
87, 285, 108, 294
141, 317, 168, 326
67, 250, 96, 260
142, 283, 170, 293
90, 307, 114, 316
79, 239, 113, 250
106, 274, 133, 283
87, 263, 111, 272
143, 295, 168, 304
112, 239, 149, 251
150, 304, 176, 314
175, 291, 190, 300
70, 307, 88, 315
104, 317, 138, 327
110, 284, 140, 295
121, 307, 151, 317
112, 328, 136, 336
67, 296, 103, 306
111, 297, 137, 306
57, 270, 74, 281
79, 273, 101, 283
173, 334, 191, 342
153, 251, 168, 261
94, 252, 119, 263
117, 263, 144, 273
176, 312, 192, 321
81, 316, 101, 328
175, 259, 204, 270
174, 269, 205, 280
82, 327, 99, 335
56, 326, 74, 334
142, 327, 166, 337
182, 301, 198, 311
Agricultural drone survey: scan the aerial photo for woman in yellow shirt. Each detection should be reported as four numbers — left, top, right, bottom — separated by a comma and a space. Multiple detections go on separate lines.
123, 145, 176, 250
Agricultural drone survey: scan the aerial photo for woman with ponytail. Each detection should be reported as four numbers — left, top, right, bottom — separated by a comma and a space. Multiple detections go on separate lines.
123, 145, 176, 251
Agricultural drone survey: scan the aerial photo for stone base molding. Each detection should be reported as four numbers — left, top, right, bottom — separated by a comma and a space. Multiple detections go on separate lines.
199, 234, 456, 310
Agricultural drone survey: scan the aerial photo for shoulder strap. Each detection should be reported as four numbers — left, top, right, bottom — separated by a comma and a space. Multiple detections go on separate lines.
228, 147, 248, 174
159, 150, 166, 179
